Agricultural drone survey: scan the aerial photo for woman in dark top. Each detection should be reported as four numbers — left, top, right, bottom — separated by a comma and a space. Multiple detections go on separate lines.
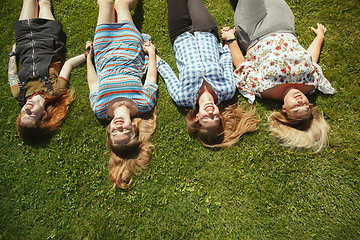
8, 0, 87, 140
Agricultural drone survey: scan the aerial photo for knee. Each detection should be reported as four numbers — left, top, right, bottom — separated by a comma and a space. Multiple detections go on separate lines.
97, 0, 113, 8
23, 0, 37, 5
114, 0, 138, 11
38, 0, 52, 9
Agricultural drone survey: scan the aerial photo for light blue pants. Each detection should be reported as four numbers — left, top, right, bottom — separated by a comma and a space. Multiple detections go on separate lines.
234, 0, 295, 52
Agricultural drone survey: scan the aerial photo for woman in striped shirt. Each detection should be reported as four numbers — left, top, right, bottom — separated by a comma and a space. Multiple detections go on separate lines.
86, 0, 158, 189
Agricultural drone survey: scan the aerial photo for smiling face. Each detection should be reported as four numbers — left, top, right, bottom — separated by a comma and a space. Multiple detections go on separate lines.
196, 103, 221, 131
282, 88, 310, 120
20, 98, 47, 127
109, 117, 136, 145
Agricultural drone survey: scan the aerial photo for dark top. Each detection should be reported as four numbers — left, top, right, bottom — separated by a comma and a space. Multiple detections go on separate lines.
14, 18, 66, 83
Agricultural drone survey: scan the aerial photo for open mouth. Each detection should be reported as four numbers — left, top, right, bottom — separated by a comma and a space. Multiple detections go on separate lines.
204, 105, 214, 112
25, 103, 34, 109
114, 119, 124, 125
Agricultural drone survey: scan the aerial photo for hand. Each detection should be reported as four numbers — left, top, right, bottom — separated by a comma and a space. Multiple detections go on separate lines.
85, 41, 94, 58
311, 23, 327, 37
143, 41, 155, 55
12, 43, 16, 52
221, 26, 236, 41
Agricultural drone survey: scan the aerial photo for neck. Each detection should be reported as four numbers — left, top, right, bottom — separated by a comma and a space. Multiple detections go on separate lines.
198, 90, 215, 108
31, 94, 46, 108
114, 104, 131, 117
282, 86, 298, 100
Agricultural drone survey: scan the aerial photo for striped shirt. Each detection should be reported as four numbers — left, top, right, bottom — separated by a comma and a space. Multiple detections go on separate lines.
157, 31, 235, 108
90, 21, 158, 120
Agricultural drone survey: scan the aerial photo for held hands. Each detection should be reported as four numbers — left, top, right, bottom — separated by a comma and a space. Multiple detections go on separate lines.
143, 41, 155, 55
85, 41, 94, 59
221, 26, 236, 41
311, 23, 327, 37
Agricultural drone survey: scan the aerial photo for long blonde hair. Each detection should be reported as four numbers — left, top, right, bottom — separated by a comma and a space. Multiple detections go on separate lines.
107, 111, 156, 189
268, 106, 329, 152
187, 104, 259, 147
16, 89, 74, 140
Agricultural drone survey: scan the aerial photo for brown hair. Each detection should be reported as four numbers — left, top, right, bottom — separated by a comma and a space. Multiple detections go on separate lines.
107, 111, 156, 189
16, 89, 74, 140
186, 104, 259, 147
268, 105, 329, 152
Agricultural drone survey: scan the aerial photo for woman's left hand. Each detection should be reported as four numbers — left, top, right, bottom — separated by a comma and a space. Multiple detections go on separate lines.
85, 41, 94, 59
143, 41, 155, 55
311, 23, 327, 37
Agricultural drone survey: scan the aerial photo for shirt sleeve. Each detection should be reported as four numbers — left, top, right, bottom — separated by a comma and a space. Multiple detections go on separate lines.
219, 44, 235, 84
156, 59, 185, 106
312, 62, 335, 95
89, 91, 98, 114
234, 61, 264, 104
11, 85, 19, 99
143, 82, 158, 103
53, 77, 69, 89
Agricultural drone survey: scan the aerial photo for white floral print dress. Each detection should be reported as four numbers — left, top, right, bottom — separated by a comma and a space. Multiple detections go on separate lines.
235, 33, 335, 103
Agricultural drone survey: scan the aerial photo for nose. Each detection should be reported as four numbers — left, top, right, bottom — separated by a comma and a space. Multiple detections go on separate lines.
115, 123, 124, 130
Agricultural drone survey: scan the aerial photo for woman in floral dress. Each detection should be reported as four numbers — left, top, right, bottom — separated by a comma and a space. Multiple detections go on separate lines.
221, 0, 335, 152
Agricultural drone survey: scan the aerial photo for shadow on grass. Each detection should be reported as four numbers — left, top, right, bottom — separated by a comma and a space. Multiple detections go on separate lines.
132, 0, 144, 32
229, 0, 237, 11
21, 131, 55, 147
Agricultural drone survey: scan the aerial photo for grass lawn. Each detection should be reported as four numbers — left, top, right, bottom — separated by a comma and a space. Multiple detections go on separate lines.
0, 0, 359, 239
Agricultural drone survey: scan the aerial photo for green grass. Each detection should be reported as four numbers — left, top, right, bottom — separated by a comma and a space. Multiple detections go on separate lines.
1, 0, 359, 239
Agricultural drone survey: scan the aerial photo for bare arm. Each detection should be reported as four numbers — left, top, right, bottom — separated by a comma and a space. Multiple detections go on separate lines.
85, 41, 99, 92
143, 41, 157, 85
59, 52, 87, 80
221, 27, 245, 68
8, 44, 19, 88
307, 23, 327, 63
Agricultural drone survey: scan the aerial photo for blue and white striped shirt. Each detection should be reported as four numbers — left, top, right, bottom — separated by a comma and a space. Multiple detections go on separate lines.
157, 31, 236, 108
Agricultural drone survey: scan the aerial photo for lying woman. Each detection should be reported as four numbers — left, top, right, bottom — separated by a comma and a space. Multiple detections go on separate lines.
8, 0, 87, 140
221, 0, 335, 152
86, 0, 158, 189
157, 0, 258, 148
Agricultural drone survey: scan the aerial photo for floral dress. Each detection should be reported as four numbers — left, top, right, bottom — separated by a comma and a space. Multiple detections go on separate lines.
235, 33, 335, 103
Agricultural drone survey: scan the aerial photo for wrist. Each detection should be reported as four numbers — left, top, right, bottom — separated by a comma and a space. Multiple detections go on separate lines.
9, 51, 16, 58
225, 38, 236, 44
148, 50, 156, 56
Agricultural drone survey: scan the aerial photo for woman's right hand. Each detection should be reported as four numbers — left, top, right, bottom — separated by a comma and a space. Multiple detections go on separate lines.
221, 26, 236, 41
85, 41, 94, 58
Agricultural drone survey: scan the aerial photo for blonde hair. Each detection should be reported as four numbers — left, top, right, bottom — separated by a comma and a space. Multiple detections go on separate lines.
268, 106, 329, 153
107, 111, 156, 189
16, 89, 74, 140
187, 104, 259, 147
